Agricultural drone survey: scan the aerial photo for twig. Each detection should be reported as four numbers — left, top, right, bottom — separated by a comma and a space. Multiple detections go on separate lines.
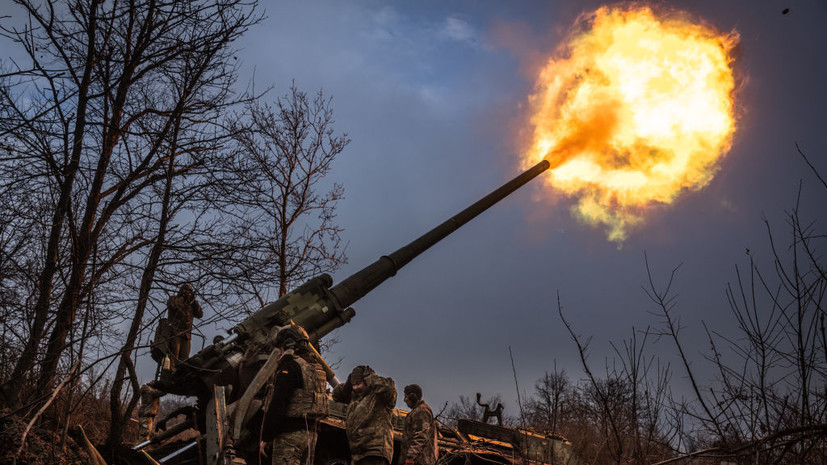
434, 401, 449, 423
13, 359, 81, 465
508, 346, 525, 427
795, 142, 827, 190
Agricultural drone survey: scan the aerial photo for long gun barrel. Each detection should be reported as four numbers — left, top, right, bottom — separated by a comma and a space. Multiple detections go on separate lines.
157, 159, 550, 397
329, 159, 551, 308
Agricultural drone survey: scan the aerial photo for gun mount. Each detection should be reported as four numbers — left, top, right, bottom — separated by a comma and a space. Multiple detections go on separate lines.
139, 159, 561, 465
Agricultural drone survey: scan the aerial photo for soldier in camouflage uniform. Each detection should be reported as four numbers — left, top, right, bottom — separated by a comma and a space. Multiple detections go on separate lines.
137, 382, 163, 440
332, 366, 397, 465
400, 384, 438, 465
165, 283, 202, 367
259, 325, 329, 465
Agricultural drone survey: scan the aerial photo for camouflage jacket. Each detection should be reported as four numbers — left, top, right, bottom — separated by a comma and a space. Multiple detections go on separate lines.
166, 295, 202, 334
332, 373, 397, 463
400, 400, 438, 465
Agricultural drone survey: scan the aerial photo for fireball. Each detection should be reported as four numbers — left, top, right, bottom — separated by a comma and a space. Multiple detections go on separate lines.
525, 6, 739, 242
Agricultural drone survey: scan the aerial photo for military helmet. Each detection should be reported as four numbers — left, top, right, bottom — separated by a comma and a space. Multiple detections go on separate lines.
274, 324, 310, 349
404, 384, 423, 399
349, 365, 374, 385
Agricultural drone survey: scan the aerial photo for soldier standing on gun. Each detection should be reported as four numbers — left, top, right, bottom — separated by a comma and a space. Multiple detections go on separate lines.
400, 384, 438, 465
332, 366, 397, 465
137, 382, 163, 440
259, 325, 329, 465
165, 283, 202, 367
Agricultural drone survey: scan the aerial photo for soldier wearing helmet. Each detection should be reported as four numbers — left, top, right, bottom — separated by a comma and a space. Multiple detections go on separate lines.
332, 365, 397, 465
165, 283, 202, 367
400, 384, 438, 465
259, 324, 329, 465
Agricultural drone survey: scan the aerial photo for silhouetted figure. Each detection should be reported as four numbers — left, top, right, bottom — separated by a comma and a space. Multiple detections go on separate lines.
476, 392, 504, 426
165, 283, 202, 367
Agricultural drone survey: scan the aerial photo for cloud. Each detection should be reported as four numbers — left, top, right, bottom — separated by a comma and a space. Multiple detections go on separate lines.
439, 15, 484, 48
367, 6, 400, 41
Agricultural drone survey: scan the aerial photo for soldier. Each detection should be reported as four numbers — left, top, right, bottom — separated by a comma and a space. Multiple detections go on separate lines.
137, 382, 163, 440
165, 283, 202, 366
400, 384, 438, 465
332, 365, 396, 465
259, 325, 329, 465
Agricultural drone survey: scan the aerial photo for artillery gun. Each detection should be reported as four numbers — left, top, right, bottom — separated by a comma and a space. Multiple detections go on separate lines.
132, 159, 576, 465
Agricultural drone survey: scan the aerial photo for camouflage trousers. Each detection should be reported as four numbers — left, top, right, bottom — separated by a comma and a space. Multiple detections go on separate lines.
270, 428, 318, 465
166, 334, 192, 366
137, 416, 155, 440
138, 384, 161, 440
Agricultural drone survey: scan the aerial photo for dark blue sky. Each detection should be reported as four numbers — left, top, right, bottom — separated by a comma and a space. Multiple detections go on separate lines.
229, 0, 827, 412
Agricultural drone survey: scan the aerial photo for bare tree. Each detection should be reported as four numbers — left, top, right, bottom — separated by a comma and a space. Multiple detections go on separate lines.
225, 84, 349, 299
0, 0, 260, 418
524, 365, 577, 465
0, 3, 355, 456
553, 290, 675, 465
98, 1, 261, 449
639, 150, 827, 464
526, 363, 571, 435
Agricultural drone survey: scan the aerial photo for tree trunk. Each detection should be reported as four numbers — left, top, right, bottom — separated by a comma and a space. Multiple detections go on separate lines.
106, 117, 179, 450
34, 0, 145, 399
0, 0, 101, 410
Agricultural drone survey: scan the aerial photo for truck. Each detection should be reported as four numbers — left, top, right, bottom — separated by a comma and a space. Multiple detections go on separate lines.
129, 158, 579, 465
